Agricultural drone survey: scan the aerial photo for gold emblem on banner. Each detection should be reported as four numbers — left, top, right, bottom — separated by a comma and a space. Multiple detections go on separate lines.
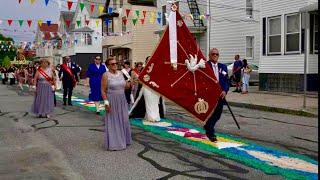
194, 98, 209, 114
143, 74, 150, 82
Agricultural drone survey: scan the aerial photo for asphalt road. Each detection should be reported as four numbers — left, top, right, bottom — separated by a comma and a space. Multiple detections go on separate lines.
0, 84, 317, 179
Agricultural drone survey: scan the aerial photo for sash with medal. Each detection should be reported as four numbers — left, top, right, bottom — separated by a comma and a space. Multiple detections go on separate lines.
61, 63, 76, 87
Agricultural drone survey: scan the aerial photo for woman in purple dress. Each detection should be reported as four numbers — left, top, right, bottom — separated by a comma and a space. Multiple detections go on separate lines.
101, 57, 132, 151
85, 56, 106, 114
31, 59, 55, 118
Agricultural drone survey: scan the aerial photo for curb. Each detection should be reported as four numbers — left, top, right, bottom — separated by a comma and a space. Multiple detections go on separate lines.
228, 101, 318, 118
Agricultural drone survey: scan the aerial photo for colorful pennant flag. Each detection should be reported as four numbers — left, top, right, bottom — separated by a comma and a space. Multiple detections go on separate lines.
45, 0, 49, 6
38, 20, 43, 26
122, 19, 127, 25
67, 1, 73, 10
90, 4, 95, 13
140, 19, 145, 25
27, 20, 32, 27
18, 0, 22, 4
108, 7, 113, 13
85, 20, 90, 26
149, 17, 155, 24
143, 11, 147, 18
7, 20, 13, 26
47, 20, 51, 26
65, 20, 71, 28
126, 9, 130, 17
132, 18, 138, 26
30, 0, 36, 4
104, 19, 110, 26
157, 12, 161, 17
18, 20, 24, 27
157, 17, 161, 25
95, 19, 100, 26
76, 20, 81, 27
99, 5, 104, 15
80, 3, 85, 12
135, 10, 140, 17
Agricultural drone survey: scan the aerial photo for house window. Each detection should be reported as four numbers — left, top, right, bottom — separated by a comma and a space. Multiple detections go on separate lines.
122, 17, 127, 33
314, 14, 318, 54
285, 13, 300, 53
268, 16, 281, 54
107, 19, 114, 35
246, 36, 254, 59
162, 5, 166, 26
246, 0, 253, 18
85, 33, 92, 45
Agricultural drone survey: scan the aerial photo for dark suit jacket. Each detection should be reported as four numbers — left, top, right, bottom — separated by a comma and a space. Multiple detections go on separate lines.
207, 61, 230, 93
59, 63, 79, 86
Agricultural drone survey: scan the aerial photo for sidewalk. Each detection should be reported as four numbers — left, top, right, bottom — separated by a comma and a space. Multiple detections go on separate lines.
227, 86, 318, 117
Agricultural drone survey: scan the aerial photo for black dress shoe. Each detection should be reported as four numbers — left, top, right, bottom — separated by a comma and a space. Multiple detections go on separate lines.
206, 134, 217, 142
68, 103, 73, 106
63, 102, 66, 106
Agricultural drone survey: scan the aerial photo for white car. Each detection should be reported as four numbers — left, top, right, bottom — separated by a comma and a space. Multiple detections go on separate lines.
224, 62, 259, 85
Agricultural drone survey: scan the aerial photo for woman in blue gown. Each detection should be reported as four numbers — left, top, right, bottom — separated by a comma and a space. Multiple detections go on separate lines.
85, 56, 107, 114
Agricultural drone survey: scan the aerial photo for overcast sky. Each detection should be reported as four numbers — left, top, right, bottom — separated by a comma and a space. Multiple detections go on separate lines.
0, 0, 76, 43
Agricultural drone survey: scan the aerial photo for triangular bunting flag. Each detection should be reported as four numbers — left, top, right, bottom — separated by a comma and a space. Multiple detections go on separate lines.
30, 0, 36, 4
67, 1, 73, 10
85, 20, 90, 26
65, 20, 71, 28
45, 0, 49, 6
143, 11, 147, 18
95, 20, 100, 26
38, 20, 43, 27
108, 7, 113, 13
157, 17, 161, 24
104, 19, 110, 26
132, 18, 138, 26
47, 20, 51, 26
80, 2, 85, 12
135, 10, 140, 17
18, 20, 24, 27
140, 19, 145, 25
18, 0, 22, 4
126, 9, 130, 17
138, 11, 222, 122
149, 17, 155, 24
7, 20, 13, 26
90, 4, 95, 13
122, 19, 127, 25
76, 20, 81, 27
27, 20, 32, 27
99, 5, 104, 15
157, 12, 161, 17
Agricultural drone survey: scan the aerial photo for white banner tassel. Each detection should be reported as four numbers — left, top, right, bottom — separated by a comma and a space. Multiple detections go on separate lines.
168, 5, 177, 70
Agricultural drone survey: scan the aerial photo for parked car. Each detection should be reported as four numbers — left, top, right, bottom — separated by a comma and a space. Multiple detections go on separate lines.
224, 62, 259, 86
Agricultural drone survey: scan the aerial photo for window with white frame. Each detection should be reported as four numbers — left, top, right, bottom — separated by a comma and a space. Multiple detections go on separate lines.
246, 36, 254, 59
246, 0, 253, 18
268, 16, 281, 54
162, 5, 166, 26
314, 14, 318, 54
285, 13, 300, 53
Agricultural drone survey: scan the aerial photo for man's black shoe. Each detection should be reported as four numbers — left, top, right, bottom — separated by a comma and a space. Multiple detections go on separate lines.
207, 135, 218, 142
68, 103, 73, 106
63, 102, 66, 106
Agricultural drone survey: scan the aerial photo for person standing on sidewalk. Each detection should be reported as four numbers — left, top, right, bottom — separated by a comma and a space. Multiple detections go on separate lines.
59, 56, 78, 106
231, 54, 242, 92
101, 57, 132, 151
205, 48, 229, 142
31, 59, 55, 118
85, 56, 107, 114
241, 59, 251, 94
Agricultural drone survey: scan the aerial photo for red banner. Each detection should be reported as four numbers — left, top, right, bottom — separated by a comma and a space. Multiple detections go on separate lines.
138, 11, 222, 123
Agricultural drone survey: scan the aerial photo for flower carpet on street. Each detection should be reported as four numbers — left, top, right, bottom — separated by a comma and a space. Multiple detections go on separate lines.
56, 92, 318, 180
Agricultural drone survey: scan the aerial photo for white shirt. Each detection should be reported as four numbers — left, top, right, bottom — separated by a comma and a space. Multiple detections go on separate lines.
96, 64, 100, 69
212, 63, 219, 82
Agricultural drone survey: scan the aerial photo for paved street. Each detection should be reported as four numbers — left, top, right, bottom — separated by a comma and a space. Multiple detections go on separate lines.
0, 84, 317, 179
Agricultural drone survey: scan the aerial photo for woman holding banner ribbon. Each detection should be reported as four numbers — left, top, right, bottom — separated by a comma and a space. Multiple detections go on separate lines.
31, 59, 55, 118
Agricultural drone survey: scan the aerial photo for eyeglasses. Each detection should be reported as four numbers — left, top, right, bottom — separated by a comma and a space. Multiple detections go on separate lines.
95, 58, 101, 60
109, 63, 118, 66
211, 53, 219, 56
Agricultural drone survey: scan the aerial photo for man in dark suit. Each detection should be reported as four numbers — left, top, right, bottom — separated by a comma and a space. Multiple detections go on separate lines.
205, 48, 230, 142
59, 56, 79, 106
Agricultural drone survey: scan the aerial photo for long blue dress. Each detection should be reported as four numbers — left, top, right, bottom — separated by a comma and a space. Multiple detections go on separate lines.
86, 63, 107, 101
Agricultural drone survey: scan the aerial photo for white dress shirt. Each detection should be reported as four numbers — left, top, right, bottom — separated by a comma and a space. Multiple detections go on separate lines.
212, 63, 219, 82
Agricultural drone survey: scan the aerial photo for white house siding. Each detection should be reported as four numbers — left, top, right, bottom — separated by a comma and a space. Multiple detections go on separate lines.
206, 0, 261, 65
259, 0, 318, 74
